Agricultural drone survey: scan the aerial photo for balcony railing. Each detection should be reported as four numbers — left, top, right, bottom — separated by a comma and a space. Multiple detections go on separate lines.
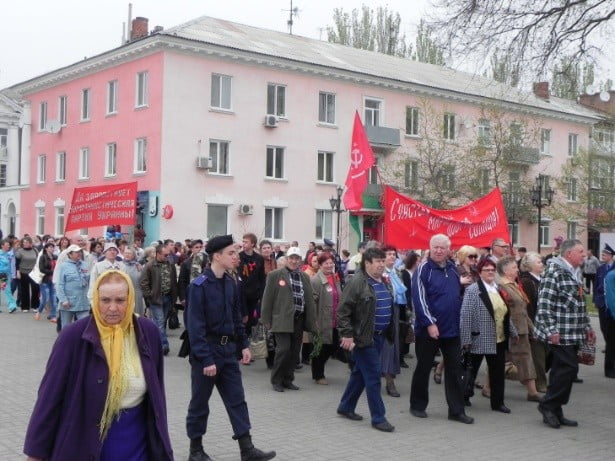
365, 125, 401, 149
502, 145, 540, 165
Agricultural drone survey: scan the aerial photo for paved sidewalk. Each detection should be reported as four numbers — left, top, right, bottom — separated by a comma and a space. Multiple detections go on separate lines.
1, 312, 613, 460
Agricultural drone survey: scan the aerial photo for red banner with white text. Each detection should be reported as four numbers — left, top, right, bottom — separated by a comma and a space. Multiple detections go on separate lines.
65, 182, 138, 231
384, 186, 510, 250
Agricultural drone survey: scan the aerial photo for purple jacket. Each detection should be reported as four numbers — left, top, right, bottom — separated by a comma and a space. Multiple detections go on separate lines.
24, 315, 174, 460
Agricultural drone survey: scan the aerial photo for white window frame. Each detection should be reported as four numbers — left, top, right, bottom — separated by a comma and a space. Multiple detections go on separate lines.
39, 101, 47, 131
81, 89, 90, 121
211, 74, 232, 110
266, 146, 285, 179
315, 209, 333, 240
508, 221, 519, 246
317, 151, 334, 183
539, 220, 551, 247
406, 106, 419, 136
55, 151, 66, 182
404, 159, 419, 191
55, 206, 65, 236
206, 204, 229, 237
135, 71, 149, 108
107, 80, 118, 115
567, 177, 578, 202
568, 133, 578, 157
478, 118, 492, 146
105, 143, 117, 177
134, 138, 147, 173
37, 155, 46, 183
541, 128, 552, 155
480, 168, 490, 194
0, 127, 7, 150
208, 140, 230, 175
364, 97, 382, 127
0, 164, 7, 187
36, 207, 45, 235
567, 221, 578, 240
58, 95, 67, 125
79, 147, 90, 179
267, 83, 286, 117
318, 92, 336, 124
443, 113, 456, 141
264, 207, 284, 240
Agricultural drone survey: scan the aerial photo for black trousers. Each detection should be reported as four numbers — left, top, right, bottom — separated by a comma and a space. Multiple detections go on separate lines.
18, 272, 39, 311
605, 315, 615, 376
541, 344, 578, 412
466, 342, 507, 409
410, 335, 465, 416
311, 329, 339, 380
271, 314, 303, 386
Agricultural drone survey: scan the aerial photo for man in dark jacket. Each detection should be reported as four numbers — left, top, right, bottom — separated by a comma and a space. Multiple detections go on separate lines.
239, 233, 266, 330
336, 247, 395, 432
410, 234, 473, 424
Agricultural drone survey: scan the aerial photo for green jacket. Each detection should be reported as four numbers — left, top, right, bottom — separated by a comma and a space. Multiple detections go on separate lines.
261, 267, 316, 333
310, 270, 342, 344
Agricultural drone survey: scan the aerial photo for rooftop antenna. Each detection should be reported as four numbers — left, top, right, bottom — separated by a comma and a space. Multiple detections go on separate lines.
284, 0, 300, 34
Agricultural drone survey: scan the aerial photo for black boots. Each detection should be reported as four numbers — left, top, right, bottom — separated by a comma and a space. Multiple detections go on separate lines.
237, 434, 276, 461
188, 438, 213, 461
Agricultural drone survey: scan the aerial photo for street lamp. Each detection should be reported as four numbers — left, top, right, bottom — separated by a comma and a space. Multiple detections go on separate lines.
329, 185, 344, 254
530, 174, 554, 253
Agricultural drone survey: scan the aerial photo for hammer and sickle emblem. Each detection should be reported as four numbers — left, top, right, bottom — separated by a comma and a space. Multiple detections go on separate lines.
350, 144, 363, 169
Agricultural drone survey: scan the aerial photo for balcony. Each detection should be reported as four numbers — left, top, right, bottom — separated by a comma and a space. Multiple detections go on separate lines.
502, 145, 540, 166
365, 125, 401, 150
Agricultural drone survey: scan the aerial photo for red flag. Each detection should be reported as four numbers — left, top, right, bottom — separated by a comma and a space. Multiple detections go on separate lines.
343, 111, 375, 211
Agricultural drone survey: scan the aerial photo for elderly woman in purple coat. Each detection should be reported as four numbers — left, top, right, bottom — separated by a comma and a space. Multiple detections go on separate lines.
24, 270, 173, 461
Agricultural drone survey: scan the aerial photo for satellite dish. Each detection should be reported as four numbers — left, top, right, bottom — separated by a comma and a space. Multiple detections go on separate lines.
599, 91, 611, 102
585, 84, 597, 95
46, 120, 61, 134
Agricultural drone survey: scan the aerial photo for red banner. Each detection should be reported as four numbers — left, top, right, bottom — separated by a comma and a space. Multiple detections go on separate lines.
343, 111, 375, 211
384, 186, 510, 250
65, 182, 138, 231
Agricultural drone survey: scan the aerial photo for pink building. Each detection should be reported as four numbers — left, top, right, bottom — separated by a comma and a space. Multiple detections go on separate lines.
7, 15, 612, 253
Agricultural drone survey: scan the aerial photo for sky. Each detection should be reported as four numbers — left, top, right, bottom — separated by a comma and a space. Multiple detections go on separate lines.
0, 0, 430, 89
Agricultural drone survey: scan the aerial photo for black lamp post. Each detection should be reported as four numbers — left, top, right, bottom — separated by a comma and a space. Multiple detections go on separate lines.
329, 185, 344, 254
530, 174, 554, 253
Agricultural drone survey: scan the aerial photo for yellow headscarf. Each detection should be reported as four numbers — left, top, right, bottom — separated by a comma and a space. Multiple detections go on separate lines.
90, 270, 137, 439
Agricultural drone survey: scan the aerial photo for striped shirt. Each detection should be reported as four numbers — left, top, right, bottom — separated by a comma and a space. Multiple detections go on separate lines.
368, 277, 393, 333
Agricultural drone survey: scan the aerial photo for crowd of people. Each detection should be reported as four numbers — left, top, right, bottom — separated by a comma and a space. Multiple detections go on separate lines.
4, 229, 610, 459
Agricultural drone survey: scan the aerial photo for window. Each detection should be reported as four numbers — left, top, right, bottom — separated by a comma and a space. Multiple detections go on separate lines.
594, 126, 614, 151
267, 84, 286, 117
207, 205, 228, 236
539, 221, 550, 247
317, 151, 334, 182
211, 74, 232, 110
480, 168, 490, 194
567, 177, 578, 201
266, 146, 284, 179
443, 113, 456, 140
478, 119, 492, 145
567, 221, 577, 240
58, 96, 67, 125
0, 164, 6, 187
37, 155, 46, 183
508, 171, 522, 206
56, 151, 66, 182
0, 128, 7, 152
364, 98, 381, 126
136, 71, 148, 107
405, 106, 419, 136
590, 158, 615, 189
107, 80, 118, 114
439, 164, 456, 191
509, 122, 523, 146
81, 89, 90, 121
79, 147, 90, 179
39, 101, 47, 130
404, 160, 419, 190
55, 206, 65, 235
315, 210, 333, 239
368, 156, 380, 185
134, 138, 147, 173
539, 175, 552, 201
318, 92, 335, 124
36, 207, 45, 235
568, 133, 578, 156
265, 207, 284, 239
105, 143, 117, 177
209, 140, 229, 175
508, 221, 519, 246
540, 128, 551, 154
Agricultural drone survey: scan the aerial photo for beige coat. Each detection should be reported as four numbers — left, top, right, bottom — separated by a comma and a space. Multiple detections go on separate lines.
310, 270, 342, 344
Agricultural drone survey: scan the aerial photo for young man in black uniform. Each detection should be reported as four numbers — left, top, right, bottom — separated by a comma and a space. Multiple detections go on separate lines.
186, 235, 275, 461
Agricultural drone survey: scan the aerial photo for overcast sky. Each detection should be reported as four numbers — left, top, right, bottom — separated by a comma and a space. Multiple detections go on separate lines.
0, 0, 430, 88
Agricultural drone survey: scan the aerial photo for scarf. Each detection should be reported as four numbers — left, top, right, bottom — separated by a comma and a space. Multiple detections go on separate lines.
91, 270, 137, 440
288, 269, 305, 313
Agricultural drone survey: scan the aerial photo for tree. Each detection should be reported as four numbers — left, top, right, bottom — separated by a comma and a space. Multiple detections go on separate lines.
487, 51, 520, 88
551, 56, 596, 100
427, 0, 615, 80
412, 20, 445, 65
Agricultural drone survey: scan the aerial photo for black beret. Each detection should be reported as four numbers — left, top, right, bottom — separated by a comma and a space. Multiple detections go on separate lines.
323, 238, 335, 247
205, 235, 234, 254
603, 243, 615, 256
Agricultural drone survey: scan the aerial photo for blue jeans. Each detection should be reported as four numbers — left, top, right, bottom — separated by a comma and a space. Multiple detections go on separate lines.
59, 310, 90, 329
338, 334, 386, 424
149, 295, 171, 347
38, 282, 57, 318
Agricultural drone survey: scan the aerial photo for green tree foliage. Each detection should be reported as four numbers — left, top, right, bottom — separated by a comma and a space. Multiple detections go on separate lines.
412, 20, 445, 65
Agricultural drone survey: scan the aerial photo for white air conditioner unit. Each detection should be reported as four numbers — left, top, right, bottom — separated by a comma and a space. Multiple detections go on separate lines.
238, 204, 254, 215
264, 114, 278, 127
196, 156, 213, 169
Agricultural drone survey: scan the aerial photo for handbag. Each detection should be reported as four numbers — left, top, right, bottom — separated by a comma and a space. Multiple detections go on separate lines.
577, 343, 596, 366
249, 322, 268, 359
28, 252, 44, 285
167, 307, 180, 330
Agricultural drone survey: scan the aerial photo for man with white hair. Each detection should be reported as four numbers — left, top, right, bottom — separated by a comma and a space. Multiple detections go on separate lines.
410, 234, 473, 424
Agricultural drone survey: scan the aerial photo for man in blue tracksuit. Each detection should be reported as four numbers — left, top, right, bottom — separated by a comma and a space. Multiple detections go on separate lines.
410, 234, 473, 424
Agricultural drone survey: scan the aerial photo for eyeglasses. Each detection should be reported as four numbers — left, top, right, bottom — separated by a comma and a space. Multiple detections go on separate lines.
481, 268, 496, 272
495, 245, 509, 248
468, 255, 478, 259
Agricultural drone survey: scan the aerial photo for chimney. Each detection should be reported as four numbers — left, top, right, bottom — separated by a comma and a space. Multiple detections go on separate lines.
131, 17, 148, 41
533, 82, 550, 100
